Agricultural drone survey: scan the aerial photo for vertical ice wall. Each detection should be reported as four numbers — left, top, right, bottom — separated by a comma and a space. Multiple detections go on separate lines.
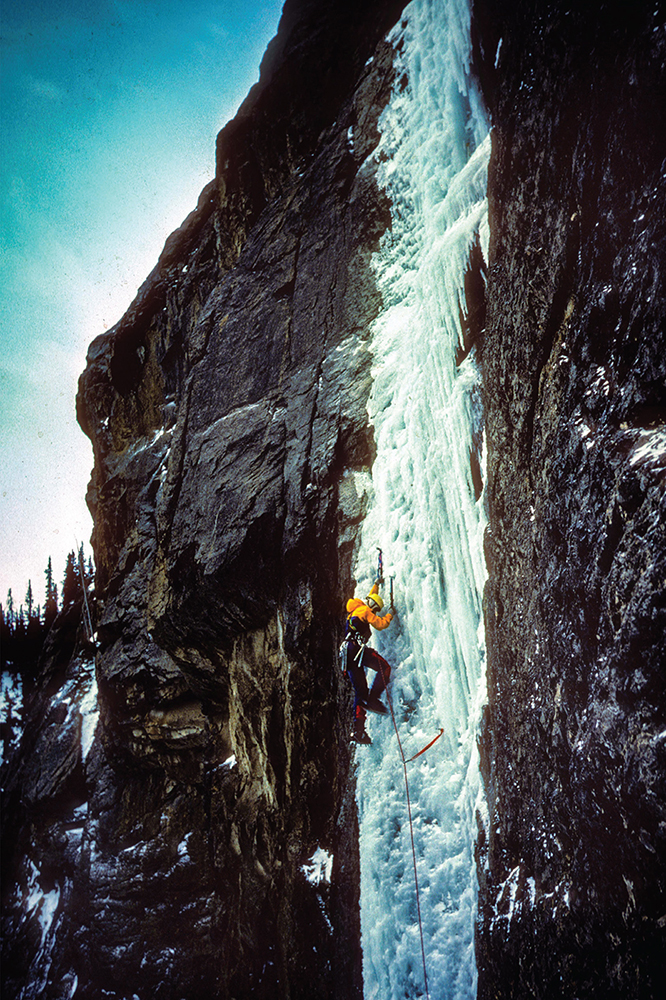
353, 1, 490, 997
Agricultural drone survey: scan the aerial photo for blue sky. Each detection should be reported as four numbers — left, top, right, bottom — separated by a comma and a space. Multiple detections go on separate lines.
0, 0, 284, 607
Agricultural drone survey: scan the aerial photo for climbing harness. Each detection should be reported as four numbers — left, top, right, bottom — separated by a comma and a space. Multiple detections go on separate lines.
341, 605, 370, 673
339, 635, 366, 672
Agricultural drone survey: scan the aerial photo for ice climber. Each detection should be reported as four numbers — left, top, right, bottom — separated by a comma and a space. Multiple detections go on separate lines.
342, 583, 395, 744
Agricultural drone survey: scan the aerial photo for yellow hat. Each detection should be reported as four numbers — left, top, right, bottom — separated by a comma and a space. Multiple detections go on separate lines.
367, 592, 383, 611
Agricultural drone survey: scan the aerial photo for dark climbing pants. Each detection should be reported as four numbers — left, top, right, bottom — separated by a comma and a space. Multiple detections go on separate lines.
345, 643, 391, 725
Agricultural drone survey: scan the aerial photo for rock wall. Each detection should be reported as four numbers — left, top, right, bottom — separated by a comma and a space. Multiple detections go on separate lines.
1, 2, 408, 998
472, 1, 666, 997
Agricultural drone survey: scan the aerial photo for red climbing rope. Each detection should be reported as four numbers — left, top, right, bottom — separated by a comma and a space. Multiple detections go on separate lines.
407, 727, 444, 763
378, 661, 430, 1000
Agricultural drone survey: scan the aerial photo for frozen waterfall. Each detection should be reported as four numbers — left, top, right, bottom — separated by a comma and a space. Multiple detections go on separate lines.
353, 1, 490, 997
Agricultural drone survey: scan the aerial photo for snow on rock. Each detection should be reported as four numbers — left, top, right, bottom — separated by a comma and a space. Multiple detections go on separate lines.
13, 860, 64, 996
178, 833, 193, 861
629, 426, 666, 470
301, 846, 334, 886
0, 670, 24, 765
79, 658, 99, 762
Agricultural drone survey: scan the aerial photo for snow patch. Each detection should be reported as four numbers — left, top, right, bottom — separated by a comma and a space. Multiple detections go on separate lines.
37, 888, 61, 947
0, 671, 23, 764
178, 833, 193, 861
80, 666, 99, 762
302, 847, 334, 886
585, 364, 611, 398
497, 866, 522, 926
22, 860, 62, 957
575, 415, 595, 451
629, 427, 666, 470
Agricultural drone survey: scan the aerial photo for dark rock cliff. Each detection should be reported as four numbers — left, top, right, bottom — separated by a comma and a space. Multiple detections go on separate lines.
473, 1, 666, 997
1, 2, 408, 998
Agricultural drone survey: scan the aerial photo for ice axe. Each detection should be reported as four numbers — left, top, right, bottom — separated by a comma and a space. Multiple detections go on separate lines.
376, 547, 384, 586
377, 548, 396, 613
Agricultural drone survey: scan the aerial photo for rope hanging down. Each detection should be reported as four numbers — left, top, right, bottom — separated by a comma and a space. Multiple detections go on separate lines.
379, 658, 431, 1000
372, 547, 443, 997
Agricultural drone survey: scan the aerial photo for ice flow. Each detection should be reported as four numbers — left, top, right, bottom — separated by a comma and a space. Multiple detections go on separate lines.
353, 1, 490, 997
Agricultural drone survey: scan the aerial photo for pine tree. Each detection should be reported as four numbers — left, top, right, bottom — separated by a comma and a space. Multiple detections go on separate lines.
44, 557, 58, 628
25, 581, 34, 622
5, 589, 14, 629
14, 607, 26, 643
0, 602, 10, 669
62, 551, 80, 606
3, 594, 18, 669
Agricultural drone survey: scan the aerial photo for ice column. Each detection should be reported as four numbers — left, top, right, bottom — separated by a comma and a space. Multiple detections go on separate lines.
353, 1, 490, 998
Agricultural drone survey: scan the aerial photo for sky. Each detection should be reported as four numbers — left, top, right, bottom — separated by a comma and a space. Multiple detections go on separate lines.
0, 0, 285, 609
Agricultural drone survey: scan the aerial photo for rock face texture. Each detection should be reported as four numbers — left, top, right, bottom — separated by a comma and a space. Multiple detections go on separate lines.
1, 2, 407, 998
473, 1, 666, 997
